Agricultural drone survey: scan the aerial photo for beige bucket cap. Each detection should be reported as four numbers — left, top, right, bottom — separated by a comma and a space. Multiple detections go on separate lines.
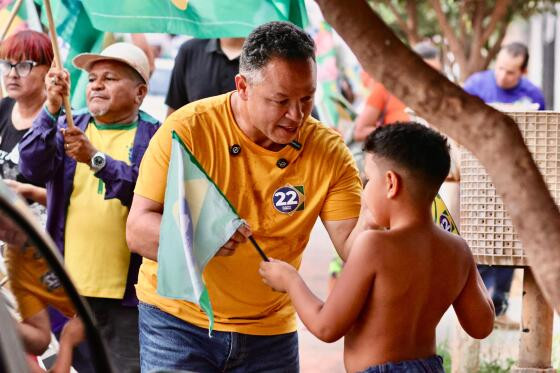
73, 42, 149, 83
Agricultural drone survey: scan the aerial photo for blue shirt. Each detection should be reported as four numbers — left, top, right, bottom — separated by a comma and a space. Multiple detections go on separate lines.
463, 70, 545, 110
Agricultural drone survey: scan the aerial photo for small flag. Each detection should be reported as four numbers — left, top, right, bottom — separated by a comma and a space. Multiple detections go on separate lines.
157, 131, 245, 333
432, 193, 459, 235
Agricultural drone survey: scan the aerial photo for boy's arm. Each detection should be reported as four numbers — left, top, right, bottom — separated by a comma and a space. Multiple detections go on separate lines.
48, 317, 85, 373
260, 231, 376, 342
452, 258, 495, 339
17, 309, 52, 356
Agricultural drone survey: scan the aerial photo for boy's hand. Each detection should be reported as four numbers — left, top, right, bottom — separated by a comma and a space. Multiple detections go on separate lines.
60, 316, 85, 347
259, 258, 298, 292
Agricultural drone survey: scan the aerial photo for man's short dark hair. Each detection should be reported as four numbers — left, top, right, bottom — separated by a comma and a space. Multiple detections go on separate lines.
501, 42, 529, 70
240, 21, 315, 82
364, 123, 450, 199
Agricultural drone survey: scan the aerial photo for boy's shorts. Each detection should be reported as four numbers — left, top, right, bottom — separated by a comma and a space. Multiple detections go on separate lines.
359, 355, 444, 373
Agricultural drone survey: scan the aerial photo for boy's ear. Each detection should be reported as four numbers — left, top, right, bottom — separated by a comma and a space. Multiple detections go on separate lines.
385, 170, 400, 199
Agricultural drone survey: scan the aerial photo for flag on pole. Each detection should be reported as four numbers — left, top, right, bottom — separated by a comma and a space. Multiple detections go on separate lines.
80, 0, 308, 37
157, 132, 245, 333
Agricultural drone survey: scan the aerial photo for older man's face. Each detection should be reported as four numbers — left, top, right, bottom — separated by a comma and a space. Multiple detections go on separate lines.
86, 60, 144, 124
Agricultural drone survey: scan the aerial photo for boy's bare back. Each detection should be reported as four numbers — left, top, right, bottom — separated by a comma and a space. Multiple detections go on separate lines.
339, 222, 492, 371
259, 123, 495, 372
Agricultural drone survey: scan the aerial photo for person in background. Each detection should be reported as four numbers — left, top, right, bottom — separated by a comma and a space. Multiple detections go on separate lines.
464, 42, 545, 110
0, 30, 50, 209
19, 42, 161, 372
165, 37, 244, 117
352, 76, 409, 142
463, 42, 545, 329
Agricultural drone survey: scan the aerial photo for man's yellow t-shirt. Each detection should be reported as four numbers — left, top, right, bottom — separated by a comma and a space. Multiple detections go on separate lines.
135, 92, 361, 335
64, 121, 137, 299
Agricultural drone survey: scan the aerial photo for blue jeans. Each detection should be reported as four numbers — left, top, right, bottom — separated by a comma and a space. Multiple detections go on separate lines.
478, 266, 514, 315
138, 302, 299, 373
360, 355, 444, 373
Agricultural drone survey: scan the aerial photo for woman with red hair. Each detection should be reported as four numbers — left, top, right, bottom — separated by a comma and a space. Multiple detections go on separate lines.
0, 30, 52, 205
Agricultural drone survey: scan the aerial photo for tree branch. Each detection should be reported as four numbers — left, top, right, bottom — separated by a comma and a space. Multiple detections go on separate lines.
480, 0, 513, 47
469, 1, 486, 65
385, 1, 410, 39
405, 0, 419, 44
483, 21, 508, 68
428, 0, 467, 72
458, 1, 469, 47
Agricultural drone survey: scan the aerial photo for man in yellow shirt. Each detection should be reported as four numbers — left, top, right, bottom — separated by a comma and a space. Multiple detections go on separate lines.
19, 43, 161, 373
127, 21, 363, 372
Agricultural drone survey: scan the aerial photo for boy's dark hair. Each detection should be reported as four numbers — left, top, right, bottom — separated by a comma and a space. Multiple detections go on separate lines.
240, 21, 315, 82
364, 123, 450, 199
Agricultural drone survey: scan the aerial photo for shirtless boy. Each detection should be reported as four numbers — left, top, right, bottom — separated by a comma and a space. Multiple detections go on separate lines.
259, 122, 495, 372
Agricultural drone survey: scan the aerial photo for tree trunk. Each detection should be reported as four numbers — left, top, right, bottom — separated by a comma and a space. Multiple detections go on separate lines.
314, 0, 560, 312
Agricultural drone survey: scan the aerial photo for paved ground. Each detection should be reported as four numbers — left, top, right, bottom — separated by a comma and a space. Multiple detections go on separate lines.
298, 221, 560, 372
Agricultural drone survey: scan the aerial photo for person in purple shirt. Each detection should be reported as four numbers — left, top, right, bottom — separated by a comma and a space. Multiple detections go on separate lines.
463, 42, 545, 330
464, 42, 545, 110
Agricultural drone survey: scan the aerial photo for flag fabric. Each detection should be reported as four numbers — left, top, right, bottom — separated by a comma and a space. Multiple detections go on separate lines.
157, 131, 245, 333
432, 194, 460, 235
80, 0, 308, 38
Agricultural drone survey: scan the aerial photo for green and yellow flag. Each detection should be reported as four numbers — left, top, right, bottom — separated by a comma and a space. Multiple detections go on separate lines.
80, 0, 308, 38
157, 132, 245, 333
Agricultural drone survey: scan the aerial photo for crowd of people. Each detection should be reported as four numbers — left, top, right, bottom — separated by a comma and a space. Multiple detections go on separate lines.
0, 16, 547, 373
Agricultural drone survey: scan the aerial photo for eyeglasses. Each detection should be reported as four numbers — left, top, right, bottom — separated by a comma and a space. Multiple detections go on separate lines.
0, 60, 38, 77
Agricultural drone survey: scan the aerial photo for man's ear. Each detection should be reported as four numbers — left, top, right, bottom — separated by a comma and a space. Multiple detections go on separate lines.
136, 83, 148, 105
385, 170, 400, 199
235, 74, 249, 100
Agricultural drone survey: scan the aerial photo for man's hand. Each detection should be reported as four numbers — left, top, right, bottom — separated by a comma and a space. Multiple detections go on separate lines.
216, 224, 251, 256
61, 127, 97, 164
45, 67, 70, 116
259, 258, 299, 292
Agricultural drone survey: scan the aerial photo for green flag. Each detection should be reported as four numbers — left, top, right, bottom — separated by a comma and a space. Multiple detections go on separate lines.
157, 132, 245, 333
80, 0, 308, 37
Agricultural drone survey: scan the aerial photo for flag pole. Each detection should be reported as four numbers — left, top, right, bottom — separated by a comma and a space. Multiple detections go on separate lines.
248, 236, 269, 262
43, 0, 75, 129
0, 0, 24, 42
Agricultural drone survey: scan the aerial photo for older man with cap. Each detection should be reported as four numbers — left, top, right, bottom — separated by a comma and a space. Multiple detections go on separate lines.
19, 42, 161, 372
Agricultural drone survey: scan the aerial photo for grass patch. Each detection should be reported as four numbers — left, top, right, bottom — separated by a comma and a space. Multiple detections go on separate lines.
478, 358, 515, 373
436, 343, 452, 372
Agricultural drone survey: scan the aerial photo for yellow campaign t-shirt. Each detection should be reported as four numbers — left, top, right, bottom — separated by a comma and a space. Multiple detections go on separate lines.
135, 92, 361, 335
4, 244, 75, 319
64, 121, 137, 299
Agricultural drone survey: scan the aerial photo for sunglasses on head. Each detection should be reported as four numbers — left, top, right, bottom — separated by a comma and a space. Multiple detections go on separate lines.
0, 60, 38, 77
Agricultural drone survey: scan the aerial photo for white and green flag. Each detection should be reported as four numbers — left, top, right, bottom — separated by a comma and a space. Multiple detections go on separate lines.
157, 131, 245, 333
